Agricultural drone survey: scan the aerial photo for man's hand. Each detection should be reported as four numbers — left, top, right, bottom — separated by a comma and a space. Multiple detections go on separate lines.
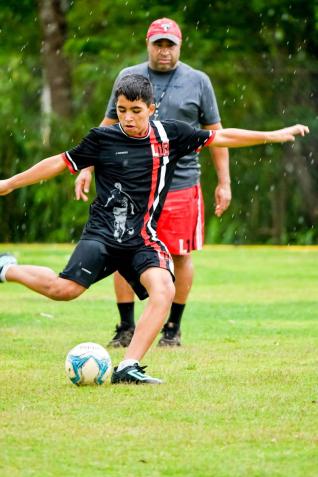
0, 179, 13, 196
214, 182, 232, 217
75, 168, 93, 201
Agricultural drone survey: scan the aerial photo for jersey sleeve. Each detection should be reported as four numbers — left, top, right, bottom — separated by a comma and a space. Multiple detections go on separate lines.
173, 120, 215, 159
198, 72, 221, 125
63, 128, 100, 174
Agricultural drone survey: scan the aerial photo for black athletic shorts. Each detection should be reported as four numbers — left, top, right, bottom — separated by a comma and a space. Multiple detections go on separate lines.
59, 239, 174, 300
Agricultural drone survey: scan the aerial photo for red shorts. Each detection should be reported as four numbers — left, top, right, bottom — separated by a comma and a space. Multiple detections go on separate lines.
157, 184, 204, 256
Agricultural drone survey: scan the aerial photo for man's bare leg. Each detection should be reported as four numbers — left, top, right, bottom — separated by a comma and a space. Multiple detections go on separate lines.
113, 271, 135, 302
173, 254, 193, 303
158, 253, 193, 346
107, 272, 136, 347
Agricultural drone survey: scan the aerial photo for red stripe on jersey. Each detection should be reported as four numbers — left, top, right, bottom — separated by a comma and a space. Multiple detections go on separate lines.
140, 126, 166, 268
62, 152, 77, 175
195, 130, 216, 152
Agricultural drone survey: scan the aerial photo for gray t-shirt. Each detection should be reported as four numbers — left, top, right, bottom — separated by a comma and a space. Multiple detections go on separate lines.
105, 61, 221, 191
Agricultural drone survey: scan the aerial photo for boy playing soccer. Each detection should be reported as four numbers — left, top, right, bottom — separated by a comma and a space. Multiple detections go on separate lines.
0, 74, 309, 384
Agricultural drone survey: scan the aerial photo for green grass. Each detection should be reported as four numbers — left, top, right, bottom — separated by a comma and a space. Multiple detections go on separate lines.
1, 244, 318, 477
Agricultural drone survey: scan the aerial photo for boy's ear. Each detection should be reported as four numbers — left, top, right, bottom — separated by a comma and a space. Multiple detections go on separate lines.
149, 103, 156, 116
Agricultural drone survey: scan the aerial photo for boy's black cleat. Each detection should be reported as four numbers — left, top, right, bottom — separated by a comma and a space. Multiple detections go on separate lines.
107, 325, 135, 348
0, 253, 17, 282
111, 363, 163, 384
157, 323, 181, 347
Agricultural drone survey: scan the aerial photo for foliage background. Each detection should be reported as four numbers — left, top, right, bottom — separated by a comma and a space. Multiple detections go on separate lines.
0, 0, 317, 244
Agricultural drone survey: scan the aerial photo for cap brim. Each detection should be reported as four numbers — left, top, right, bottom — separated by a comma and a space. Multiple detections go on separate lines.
148, 34, 181, 45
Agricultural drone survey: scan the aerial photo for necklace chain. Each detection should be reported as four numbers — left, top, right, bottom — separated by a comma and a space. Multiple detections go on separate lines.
148, 66, 178, 120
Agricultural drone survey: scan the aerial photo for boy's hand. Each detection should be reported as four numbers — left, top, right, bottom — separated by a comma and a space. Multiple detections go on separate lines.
272, 124, 309, 143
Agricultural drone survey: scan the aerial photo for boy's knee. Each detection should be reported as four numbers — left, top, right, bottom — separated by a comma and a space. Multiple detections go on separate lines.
152, 277, 175, 304
48, 280, 85, 301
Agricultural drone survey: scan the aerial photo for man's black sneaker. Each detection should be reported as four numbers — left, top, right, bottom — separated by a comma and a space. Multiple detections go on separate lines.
107, 325, 135, 348
157, 323, 181, 347
0, 253, 17, 282
111, 363, 163, 384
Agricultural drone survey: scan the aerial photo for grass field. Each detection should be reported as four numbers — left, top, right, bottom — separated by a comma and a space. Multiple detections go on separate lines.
1, 244, 318, 477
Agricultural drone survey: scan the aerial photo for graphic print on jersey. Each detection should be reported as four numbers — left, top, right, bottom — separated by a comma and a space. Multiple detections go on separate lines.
105, 182, 137, 243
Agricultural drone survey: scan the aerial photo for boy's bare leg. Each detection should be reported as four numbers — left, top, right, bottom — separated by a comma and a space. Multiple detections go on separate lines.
123, 267, 175, 362
5, 264, 86, 300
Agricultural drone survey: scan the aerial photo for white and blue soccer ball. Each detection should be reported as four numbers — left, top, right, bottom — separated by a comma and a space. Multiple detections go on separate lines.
65, 342, 112, 386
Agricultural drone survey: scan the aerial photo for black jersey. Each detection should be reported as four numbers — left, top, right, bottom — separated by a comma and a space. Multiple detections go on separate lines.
63, 120, 215, 250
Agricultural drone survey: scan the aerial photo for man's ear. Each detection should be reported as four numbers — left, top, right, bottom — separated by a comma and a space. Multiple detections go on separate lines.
149, 103, 156, 116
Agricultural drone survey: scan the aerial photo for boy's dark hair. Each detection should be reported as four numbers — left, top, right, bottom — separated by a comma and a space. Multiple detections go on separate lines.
115, 74, 154, 106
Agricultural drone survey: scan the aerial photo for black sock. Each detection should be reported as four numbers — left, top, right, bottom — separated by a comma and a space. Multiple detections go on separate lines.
117, 302, 135, 329
166, 303, 186, 328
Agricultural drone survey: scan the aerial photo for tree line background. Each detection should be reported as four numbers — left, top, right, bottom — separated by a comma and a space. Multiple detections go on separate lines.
0, 0, 317, 244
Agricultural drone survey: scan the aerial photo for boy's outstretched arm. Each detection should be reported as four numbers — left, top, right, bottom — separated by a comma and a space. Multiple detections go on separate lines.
210, 124, 309, 148
0, 154, 66, 196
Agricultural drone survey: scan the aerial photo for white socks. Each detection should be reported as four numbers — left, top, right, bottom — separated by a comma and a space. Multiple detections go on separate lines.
117, 359, 139, 372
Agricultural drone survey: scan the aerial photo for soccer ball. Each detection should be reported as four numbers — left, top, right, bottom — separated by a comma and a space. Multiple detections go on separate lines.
65, 342, 112, 386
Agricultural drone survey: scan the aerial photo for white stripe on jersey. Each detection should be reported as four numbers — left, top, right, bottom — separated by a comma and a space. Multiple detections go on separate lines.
65, 151, 78, 172
147, 121, 170, 249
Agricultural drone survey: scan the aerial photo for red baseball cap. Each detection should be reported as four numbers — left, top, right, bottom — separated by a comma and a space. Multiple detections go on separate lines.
146, 18, 182, 45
